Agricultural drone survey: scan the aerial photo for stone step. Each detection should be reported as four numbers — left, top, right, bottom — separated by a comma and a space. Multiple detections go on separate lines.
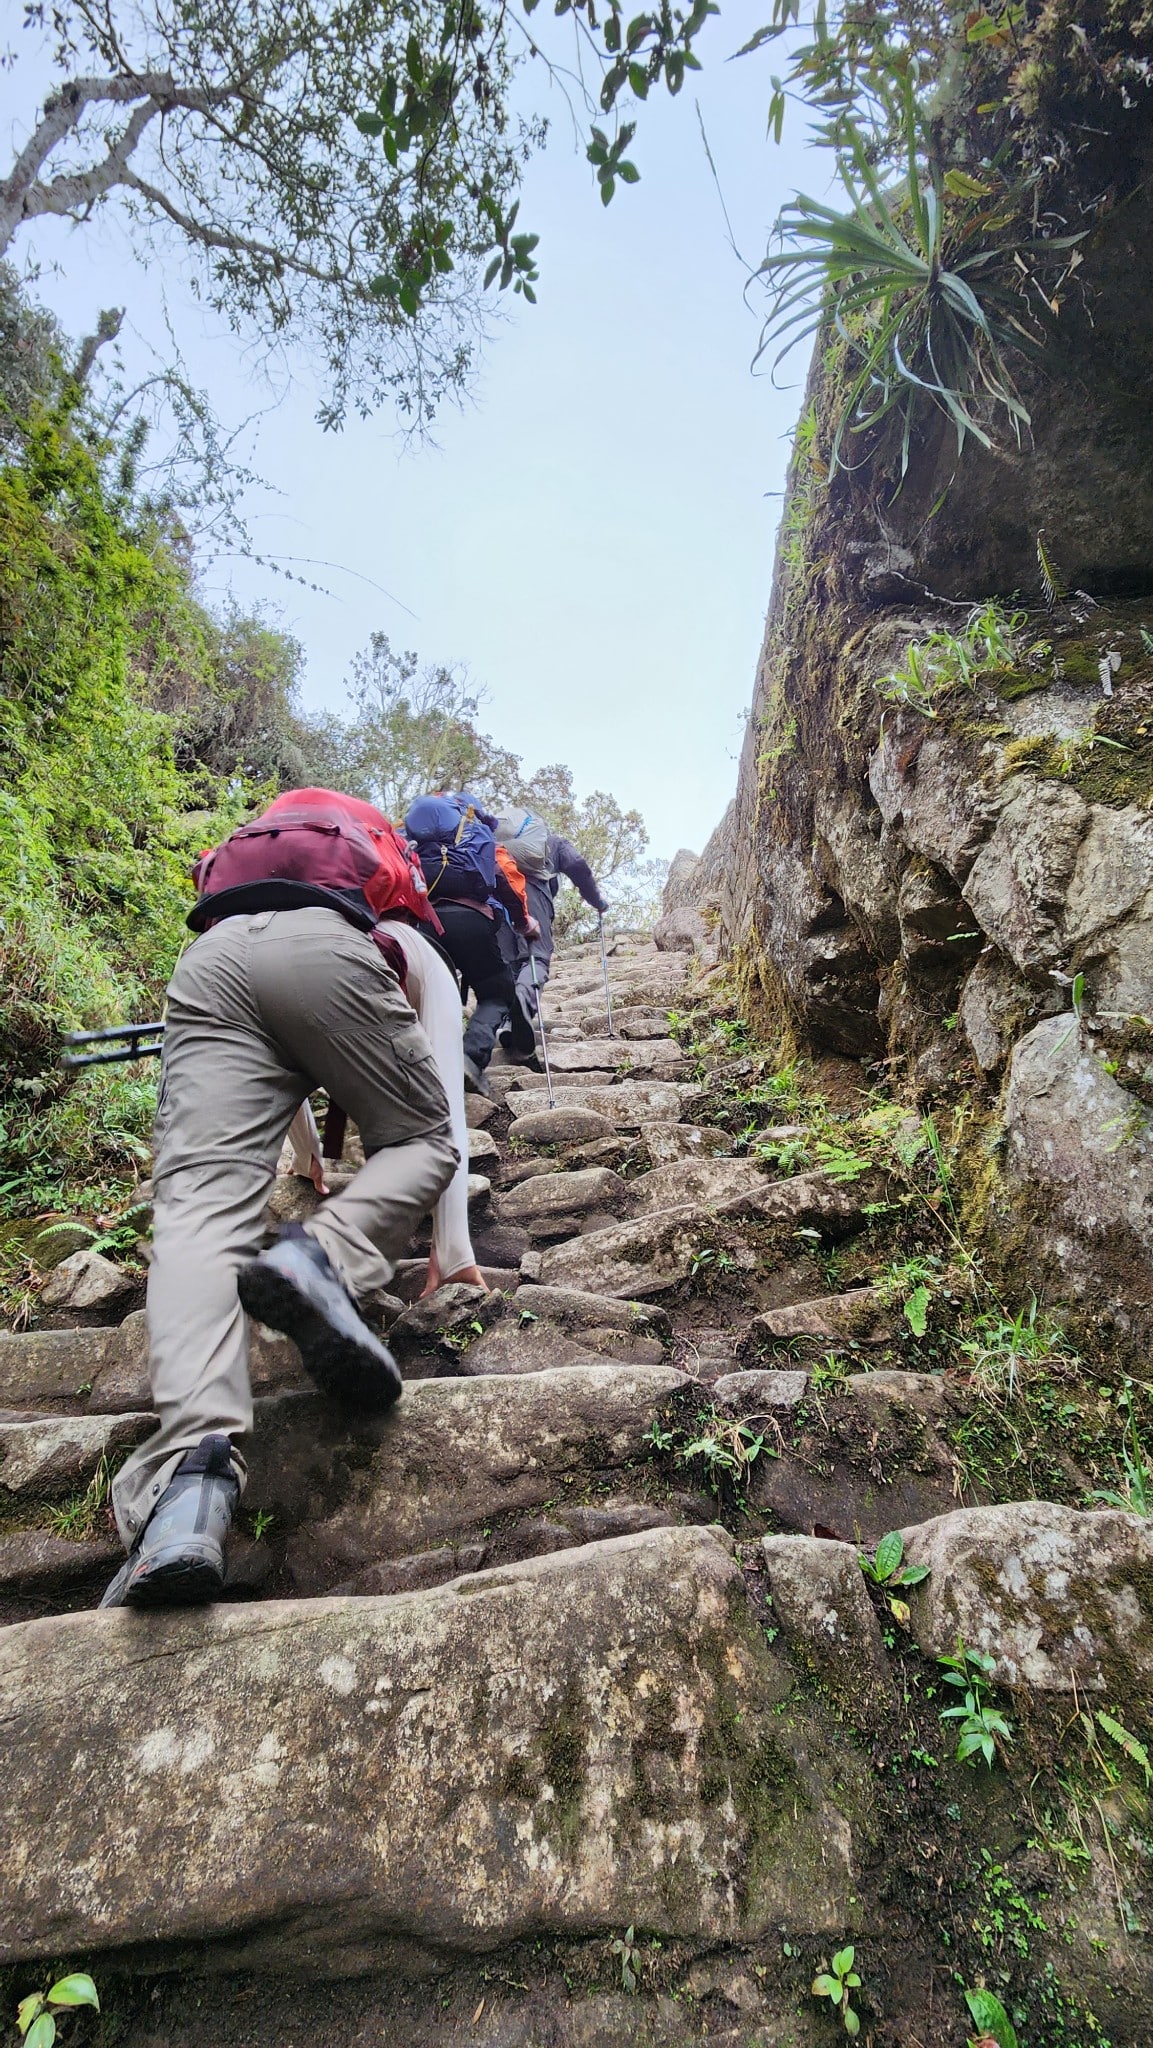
279, 1361, 691, 1594
0, 1526, 865, 1973
0, 1314, 306, 1417
508, 1081, 693, 1126
495, 1165, 630, 1224
630, 1156, 768, 1212
522, 1171, 867, 1299
579, 1006, 672, 1038
545, 1039, 687, 1078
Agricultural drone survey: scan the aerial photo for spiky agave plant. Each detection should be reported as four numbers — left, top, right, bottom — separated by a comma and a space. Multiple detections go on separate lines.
756, 68, 1084, 482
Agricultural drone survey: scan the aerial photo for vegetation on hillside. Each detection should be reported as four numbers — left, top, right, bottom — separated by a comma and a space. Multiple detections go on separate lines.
0, 273, 657, 1220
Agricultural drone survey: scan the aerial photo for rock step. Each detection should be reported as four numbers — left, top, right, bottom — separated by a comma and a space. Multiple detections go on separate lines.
0, 1526, 861, 1972
4, 1503, 1149, 1979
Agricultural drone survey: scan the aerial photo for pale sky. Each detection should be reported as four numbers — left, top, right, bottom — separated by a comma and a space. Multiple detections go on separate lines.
1, 13, 818, 863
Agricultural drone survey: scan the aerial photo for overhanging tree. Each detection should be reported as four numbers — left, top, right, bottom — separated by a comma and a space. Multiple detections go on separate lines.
3, 0, 717, 427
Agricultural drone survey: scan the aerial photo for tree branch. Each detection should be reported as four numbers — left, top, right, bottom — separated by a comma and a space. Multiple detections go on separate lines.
0, 72, 233, 255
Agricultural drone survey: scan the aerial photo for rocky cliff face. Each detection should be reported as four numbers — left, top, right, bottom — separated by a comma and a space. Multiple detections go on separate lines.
667, 39, 1153, 1354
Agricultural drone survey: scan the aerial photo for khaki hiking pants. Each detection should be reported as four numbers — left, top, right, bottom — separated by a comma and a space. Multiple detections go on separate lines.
112, 908, 457, 1546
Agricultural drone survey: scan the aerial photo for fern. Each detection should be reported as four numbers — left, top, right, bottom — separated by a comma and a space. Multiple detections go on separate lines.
1036, 532, 1064, 611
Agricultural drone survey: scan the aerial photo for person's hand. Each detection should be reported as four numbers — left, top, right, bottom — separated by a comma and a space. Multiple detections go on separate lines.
523, 914, 541, 941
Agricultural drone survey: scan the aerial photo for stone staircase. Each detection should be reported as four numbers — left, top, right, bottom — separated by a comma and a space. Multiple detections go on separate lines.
2, 932, 1151, 2045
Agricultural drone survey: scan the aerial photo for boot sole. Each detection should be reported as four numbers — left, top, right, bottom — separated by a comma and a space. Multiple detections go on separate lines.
122, 1553, 225, 1610
238, 1260, 403, 1414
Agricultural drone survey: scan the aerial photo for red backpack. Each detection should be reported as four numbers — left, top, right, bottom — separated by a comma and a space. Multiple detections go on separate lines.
188, 788, 442, 943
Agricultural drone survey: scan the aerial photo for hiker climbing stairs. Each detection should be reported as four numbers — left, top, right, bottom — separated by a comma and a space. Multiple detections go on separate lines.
2, 928, 1151, 2044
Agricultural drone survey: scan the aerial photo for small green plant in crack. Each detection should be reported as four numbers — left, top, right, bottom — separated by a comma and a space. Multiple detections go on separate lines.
957, 1296, 1072, 1400
609, 1924, 641, 1993
648, 1409, 769, 1500
751, 1133, 812, 1174
441, 1318, 486, 1355
250, 1508, 275, 1542
812, 1138, 872, 1186
46, 1454, 115, 1541
1089, 1385, 1153, 1516
811, 1944, 861, 2037
688, 1245, 736, 1289
858, 1529, 929, 1627
939, 1641, 1014, 1768
15, 1972, 100, 2048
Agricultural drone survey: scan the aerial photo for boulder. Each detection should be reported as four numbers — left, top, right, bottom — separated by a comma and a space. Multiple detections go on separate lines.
507, 1109, 615, 1148
457, 1323, 626, 1377
0, 1526, 866, 1971
654, 905, 710, 953
467, 1129, 500, 1166
464, 1094, 497, 1130
87, 1312, 306, 1414
580, 1006, 671, 1039
497, 1168, 630, 1223
39, 1250, 138, 1314
530, 1172, 867, 1300
286, 1362, 688, 1589
0, 1530, 122, 1611
528, 1204, 722, 1299
962, 778, 1088, 976
752, 1372, 957, 1546
0, 1412, 154, 1499
900, 1502, 1153, 1695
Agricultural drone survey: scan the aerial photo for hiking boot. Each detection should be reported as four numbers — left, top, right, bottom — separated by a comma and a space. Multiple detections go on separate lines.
100, 1434, 238, 1610
237, 1225, 403, 1413
461, 1053, 490, 1097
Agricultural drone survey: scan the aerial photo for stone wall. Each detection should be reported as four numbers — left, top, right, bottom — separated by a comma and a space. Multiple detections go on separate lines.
662, 66, 1153, 1348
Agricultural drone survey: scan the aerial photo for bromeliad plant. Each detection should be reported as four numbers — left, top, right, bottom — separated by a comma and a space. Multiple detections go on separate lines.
756, 68, 1084, 481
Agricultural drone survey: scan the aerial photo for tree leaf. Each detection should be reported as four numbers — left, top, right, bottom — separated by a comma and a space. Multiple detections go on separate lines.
25, 2019, 56, 2048
889, 1595, 911, 1628
831, 1945, 855, 1974
874, 1530, 903, 1583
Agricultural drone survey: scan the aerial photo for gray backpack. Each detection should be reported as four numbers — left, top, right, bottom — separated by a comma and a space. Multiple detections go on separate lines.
496, 809, 554, 879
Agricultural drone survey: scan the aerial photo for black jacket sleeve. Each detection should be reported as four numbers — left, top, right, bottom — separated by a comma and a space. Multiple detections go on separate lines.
552, 835, 607, 913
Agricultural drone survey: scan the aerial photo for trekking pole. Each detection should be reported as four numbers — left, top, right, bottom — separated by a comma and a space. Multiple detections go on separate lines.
598, 913, 615, 1037
61, 1022, 166, 1069
528, 950, 556, 1110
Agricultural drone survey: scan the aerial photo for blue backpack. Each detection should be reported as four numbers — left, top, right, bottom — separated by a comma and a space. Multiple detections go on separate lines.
404, 793, 497, 905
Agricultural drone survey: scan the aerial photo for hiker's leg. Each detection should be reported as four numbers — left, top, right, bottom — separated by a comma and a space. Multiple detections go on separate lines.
513, 881, 556, 1031
112, 917, 306, 1547
247, 910, 457, 1298
435, 905, 514, 1070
